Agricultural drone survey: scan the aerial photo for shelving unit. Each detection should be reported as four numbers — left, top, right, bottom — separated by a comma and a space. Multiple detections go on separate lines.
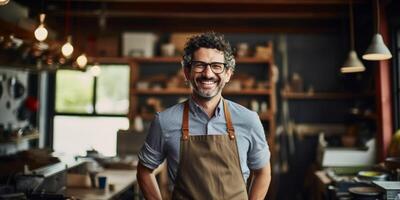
128, 55, 276, 146
280, 88, 377, 149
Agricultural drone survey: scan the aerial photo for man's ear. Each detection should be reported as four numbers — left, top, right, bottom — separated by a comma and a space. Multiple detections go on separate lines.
224, 68, 233, 83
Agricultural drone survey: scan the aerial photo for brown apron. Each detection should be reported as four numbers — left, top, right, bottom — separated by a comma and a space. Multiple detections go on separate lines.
172, 99, 248, 200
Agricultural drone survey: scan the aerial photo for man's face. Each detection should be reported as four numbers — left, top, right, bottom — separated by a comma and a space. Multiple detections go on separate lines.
184, 47, 232, 100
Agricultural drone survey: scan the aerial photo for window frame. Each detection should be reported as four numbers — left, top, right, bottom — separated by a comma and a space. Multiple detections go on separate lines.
54, 63, 131, 117
47, 61, 133, 150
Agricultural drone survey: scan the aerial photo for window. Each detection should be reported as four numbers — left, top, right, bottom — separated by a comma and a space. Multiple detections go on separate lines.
56, 70, 94, 113
53, 64, 130, 156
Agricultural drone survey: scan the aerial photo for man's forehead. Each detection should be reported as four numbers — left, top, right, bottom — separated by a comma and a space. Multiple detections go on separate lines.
193, 48, 224, 58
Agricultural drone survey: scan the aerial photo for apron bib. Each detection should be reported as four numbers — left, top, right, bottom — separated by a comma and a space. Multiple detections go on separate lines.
172, 99, 248, 200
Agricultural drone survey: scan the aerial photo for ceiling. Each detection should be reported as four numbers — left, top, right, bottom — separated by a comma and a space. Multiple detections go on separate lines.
13, 0, 372, 33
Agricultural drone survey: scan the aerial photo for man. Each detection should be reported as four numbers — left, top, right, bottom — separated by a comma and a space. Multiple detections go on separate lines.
137, 32, 271, 200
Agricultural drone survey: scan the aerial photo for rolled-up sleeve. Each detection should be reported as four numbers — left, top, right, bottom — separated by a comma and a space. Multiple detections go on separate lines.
247, 112, 270, 170
138, 113, 166, 170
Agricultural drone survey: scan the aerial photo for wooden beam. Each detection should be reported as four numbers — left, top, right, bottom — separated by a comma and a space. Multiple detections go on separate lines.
48, 10, 345, 20
44, 0, 369, 5
375, 0, 393, 162
45, 14, 342, 34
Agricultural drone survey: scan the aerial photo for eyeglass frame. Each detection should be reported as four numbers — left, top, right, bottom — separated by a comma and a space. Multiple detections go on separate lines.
189, 60, 228, 74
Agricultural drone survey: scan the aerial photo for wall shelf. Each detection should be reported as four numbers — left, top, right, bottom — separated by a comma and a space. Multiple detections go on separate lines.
281, 91, 374, 100
134, 88, 272, 95
0, 133, 39, 144
130, 56, 272, 64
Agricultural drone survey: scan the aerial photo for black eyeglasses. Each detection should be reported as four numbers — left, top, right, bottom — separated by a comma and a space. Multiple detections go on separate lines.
189, 61, 227, 74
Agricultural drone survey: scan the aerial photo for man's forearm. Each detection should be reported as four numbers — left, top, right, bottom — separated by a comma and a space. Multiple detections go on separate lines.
137, 162, 163, 200
249, 163, 271, 200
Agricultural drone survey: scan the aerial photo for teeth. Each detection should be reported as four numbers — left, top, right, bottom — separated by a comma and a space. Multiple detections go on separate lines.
200, 80, 215, 84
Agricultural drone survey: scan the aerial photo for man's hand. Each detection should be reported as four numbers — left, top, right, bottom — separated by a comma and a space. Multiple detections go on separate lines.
137, 162, 163, 200
248, 163, 271, 200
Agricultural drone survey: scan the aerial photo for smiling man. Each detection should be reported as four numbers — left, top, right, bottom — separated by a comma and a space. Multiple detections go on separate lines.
137, 32, 271, 200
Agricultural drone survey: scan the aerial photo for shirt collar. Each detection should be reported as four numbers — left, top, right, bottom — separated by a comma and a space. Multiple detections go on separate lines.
188, 97, 224, 117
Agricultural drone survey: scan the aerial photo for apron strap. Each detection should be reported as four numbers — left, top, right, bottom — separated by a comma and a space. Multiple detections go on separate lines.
182, 101, 190, 141
223, 99, 236, 140
182, 99, 236, 140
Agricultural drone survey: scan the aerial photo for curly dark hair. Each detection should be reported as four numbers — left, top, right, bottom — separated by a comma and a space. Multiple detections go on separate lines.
182, 32, 236, 71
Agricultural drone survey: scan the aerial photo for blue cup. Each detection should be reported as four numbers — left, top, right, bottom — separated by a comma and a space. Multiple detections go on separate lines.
98, 176, 107, 189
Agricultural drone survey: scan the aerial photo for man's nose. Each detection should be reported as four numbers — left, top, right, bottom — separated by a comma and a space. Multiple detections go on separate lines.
202, 65, 214, 76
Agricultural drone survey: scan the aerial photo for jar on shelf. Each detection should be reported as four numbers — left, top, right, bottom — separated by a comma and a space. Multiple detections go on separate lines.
236, 43, 249, 58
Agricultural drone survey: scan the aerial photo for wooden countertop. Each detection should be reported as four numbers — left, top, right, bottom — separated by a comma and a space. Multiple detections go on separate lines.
65, 169, 137, 200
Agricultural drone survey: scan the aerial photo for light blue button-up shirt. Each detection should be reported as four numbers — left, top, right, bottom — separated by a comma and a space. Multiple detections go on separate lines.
138, 97, 270, 186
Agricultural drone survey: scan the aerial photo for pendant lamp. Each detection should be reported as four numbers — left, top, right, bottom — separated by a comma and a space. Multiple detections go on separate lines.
61, 35, 74, 58
76, 53, 88, 69
341, 0, 365, 73
0, 0, 9, 6
34, 13, 48, 42
362, 0, 392, 60
61, 0, 74, 58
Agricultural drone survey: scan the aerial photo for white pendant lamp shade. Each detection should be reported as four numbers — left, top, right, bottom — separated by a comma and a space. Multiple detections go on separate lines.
340, 0, 365, 74
61, 36, 74, 58
362, 33, 392, 60
341, 50, 366, 73
34, 14, 48, 42
0, 0, 10, 6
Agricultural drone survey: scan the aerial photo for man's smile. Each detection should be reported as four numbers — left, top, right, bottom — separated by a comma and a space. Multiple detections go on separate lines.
196, 78, 218, 89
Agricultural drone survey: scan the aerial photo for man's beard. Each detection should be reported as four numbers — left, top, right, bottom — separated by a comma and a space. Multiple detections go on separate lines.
190, 76, 225, 100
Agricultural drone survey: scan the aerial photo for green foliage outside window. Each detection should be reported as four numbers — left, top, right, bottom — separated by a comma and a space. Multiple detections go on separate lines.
55, 65, 130, 114
56, 70, 94, 113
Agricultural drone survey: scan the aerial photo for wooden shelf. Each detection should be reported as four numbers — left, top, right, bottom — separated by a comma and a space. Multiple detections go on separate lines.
236, 57, 272, 64
281, 91, 374, 100
129, 56, 271, 64
134, 88, 272, 95
0, 133, 39, 144
135, 88, 191, 95
350, 112, 377, 120
132, 57, 181, 63
224, 89, 272, 95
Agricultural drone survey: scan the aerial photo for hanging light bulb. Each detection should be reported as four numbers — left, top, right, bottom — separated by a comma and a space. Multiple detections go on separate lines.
340, 0, 365, 73
362, 0, 392, 61
61, 36, 74, 58
0, 0, 10, 6
34, 13, 48, 42
76, 53, 88, 68
89, 63, 101, 77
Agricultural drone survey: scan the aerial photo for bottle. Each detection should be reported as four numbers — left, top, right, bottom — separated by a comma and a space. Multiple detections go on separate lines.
134, 116, 144, 132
